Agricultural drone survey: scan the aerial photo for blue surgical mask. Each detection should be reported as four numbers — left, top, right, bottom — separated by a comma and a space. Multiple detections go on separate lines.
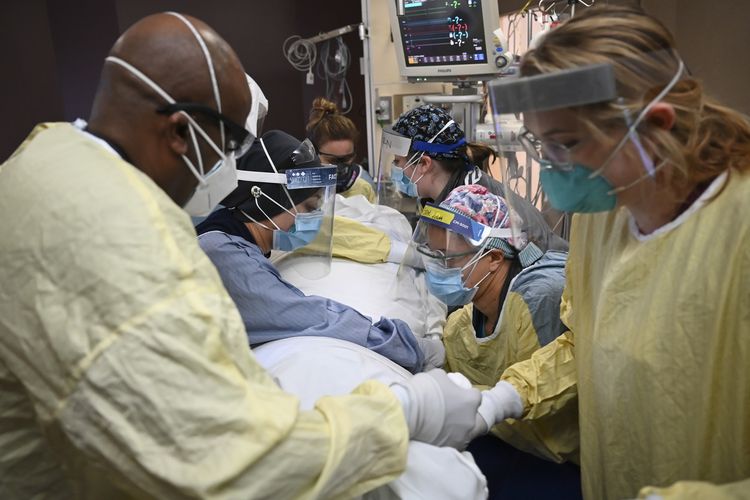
273, 209, 323, 251
390, 157, 424, 198
424, 258, 490, 307
539, 163, 617, 213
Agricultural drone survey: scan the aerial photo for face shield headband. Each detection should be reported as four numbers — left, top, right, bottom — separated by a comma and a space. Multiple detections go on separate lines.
419, 202, 510, 273
490, 52, 686, 212
388, 119, 464, 198
235, 138, 336, 230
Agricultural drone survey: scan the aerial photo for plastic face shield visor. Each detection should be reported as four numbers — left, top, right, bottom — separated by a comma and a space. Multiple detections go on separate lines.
401, 203, 512, 271
376, 126, 414, 204
376, 121, 463, 205
489, 50, 684, 216
395, 202, 510, 312
491, 63, 619, 171
237, 139, 337, 279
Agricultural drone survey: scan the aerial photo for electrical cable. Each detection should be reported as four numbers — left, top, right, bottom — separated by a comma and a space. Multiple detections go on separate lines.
317, 36, 353, 114
283, 32, 353, 114
283, 35, 317, 77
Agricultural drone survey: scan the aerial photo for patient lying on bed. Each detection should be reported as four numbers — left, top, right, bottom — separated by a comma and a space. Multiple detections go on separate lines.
264, 195, 486, 499
254, 336, 486, 500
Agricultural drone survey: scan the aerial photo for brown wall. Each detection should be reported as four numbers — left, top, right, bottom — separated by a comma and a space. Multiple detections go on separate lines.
642, 0, 750, 115
0, 1, 64, 160
0, 0, 366, 161
498, 0, 750, 114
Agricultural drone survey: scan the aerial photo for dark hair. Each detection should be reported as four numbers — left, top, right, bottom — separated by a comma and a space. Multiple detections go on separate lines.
431, 142, 496, 174
306, 97, 359, 148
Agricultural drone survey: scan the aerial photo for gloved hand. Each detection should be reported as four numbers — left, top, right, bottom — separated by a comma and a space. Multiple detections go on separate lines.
474, 380, 524, 435
390, 369, 482, 450
416, 336, 445, 370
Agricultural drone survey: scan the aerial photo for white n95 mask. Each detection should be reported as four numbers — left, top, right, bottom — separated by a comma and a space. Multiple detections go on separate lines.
183, 152, 238, 216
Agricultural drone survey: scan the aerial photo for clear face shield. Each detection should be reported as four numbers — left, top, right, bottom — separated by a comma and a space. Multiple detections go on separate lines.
236, 138, 337, 279
397, 202, 513, 307
245, 73, 269, 138
376, 126, 415, 209
376, 120, 460, 210
488, 50, 685, 223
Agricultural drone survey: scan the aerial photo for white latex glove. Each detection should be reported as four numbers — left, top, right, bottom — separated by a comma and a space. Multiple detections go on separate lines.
474, 381, 524, 435
416, 336, 445, 370
391, 369, 482, 450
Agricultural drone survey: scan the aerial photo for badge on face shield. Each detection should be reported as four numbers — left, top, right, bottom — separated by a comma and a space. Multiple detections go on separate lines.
286, 166, 337, 190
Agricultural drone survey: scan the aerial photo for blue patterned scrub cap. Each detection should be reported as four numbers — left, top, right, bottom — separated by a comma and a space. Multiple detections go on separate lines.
392, 104, 467, 161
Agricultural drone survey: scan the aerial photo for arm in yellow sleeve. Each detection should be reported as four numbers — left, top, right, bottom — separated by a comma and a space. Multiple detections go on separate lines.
0, 128, 408, 499
342, 177, 377, 203
500, 329, 577, 419
56, 286, 409, 499
332, 215, 393, 264
639, 479, 750, 500
494, 322, 580, 464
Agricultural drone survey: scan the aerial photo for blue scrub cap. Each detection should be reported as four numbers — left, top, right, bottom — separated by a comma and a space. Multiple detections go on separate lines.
392, 104, 467, 161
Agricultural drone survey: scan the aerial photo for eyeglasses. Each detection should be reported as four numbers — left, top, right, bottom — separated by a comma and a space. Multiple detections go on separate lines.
518, 127, 576, 172
416, 243, 476, 267
157, 102, 255, 157
318, 150, 357, 165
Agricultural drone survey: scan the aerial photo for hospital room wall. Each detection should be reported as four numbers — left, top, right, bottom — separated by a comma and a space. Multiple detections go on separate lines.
500, 0, 750, 114
2, 1, 747, 163
641, 0, 750, 116
0, 0, 113, 162
0, 0, 367, 163
366, 0, 750, 161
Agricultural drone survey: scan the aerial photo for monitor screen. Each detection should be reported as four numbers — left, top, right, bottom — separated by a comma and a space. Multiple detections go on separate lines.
397, 0, 489, 68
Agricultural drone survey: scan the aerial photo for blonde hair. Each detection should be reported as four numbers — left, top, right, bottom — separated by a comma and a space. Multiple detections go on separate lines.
521, 5, 750, 191
306, 97, 359, 148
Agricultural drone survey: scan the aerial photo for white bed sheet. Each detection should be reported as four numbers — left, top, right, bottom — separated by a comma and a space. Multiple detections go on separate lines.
254, 336, 488, 500
273, 195, 447, 338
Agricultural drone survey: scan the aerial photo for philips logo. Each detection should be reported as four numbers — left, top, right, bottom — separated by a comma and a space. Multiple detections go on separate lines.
437, 68, 452, 73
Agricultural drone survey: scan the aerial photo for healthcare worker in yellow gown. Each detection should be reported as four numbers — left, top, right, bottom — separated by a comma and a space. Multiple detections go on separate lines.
302, 97, 409, 265
476, 5, 750, 499
307, 96, 377, 203
0, 12, 483, 498
406, 184, 577, 465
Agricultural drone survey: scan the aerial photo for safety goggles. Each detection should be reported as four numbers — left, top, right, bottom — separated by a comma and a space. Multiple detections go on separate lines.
318, 150, 357, 165
157, 102, 255, 157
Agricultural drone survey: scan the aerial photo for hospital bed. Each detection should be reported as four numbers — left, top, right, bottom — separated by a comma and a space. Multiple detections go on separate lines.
259, 195, 487, 499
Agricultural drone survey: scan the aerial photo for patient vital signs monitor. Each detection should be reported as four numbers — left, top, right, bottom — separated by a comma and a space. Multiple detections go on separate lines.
390, 0, 505, 82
